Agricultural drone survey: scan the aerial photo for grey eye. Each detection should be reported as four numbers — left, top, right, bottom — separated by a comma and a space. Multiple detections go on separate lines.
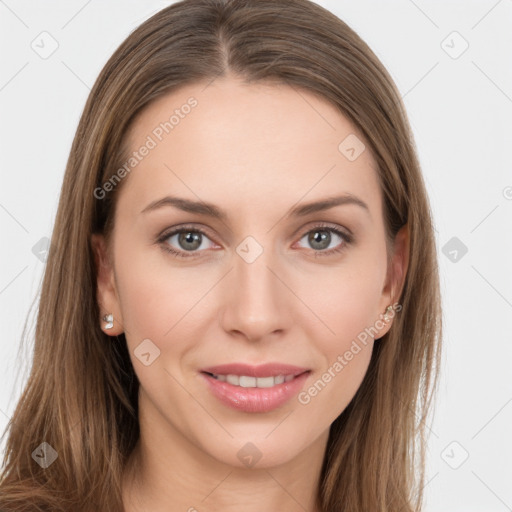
165, 230, 214, 253
298, 229, 343, 251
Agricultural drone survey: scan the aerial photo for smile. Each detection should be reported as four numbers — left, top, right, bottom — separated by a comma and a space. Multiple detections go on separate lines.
200, 370, 311, 413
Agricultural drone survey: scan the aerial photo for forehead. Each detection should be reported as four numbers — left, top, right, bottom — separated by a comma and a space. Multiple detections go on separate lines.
118, 76, 382, 223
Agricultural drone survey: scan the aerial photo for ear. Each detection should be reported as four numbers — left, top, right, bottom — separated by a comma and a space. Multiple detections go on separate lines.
376, 223, 409, 339
91, 233, 124, 336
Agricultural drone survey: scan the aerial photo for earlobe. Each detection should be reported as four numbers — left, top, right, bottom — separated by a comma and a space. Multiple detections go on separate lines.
90, 233, 124, 335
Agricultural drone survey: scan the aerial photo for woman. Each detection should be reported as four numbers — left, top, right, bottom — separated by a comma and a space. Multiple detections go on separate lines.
0, 0, 442, 510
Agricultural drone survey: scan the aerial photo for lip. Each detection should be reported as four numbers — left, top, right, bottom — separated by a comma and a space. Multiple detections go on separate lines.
200, 362, 309, 378
200, 365, 311, 413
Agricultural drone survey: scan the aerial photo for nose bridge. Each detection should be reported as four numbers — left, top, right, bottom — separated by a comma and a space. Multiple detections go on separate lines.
220, 236, 290, 340
236, 249, 276, 304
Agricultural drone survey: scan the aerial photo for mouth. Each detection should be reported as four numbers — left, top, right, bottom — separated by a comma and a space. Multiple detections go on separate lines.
199, 364, 311, 413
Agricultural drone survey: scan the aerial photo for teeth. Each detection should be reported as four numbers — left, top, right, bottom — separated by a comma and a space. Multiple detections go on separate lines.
211, 373, 297, 388
226, 374, 239, 386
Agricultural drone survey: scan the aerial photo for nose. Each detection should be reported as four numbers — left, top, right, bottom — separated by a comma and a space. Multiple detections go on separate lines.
218, 245, 292, 343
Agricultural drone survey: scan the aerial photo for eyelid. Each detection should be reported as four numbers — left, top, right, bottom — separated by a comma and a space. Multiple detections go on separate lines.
157, 223, 217, 242
291, 220, 353, 241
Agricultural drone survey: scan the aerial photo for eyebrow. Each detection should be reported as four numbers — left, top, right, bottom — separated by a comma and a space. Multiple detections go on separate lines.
140, 193, 370, 220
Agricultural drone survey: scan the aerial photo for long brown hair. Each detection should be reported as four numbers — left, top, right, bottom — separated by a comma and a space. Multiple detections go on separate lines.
0, 1, 442, 510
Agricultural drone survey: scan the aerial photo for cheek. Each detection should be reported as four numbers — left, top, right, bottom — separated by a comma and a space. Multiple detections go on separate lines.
293, 254, 383, 406
114, 232, 211, 322
112, 253, 204, 409
295, 284, 376, 429
299, 255, 385, 347
113, 241, 206, 359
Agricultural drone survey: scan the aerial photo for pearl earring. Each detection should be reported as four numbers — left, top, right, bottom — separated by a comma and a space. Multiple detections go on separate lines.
382, 305, 394, 322
102, 313, 114, 330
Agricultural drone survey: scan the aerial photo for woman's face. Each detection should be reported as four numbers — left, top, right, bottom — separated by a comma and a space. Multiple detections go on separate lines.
93, 75, 407, 468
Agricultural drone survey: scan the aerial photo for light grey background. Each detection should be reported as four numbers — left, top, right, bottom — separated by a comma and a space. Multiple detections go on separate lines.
1, 1, 511, 510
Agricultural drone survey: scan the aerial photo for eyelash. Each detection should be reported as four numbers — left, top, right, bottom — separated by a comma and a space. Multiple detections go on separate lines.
156, 223, 354, 259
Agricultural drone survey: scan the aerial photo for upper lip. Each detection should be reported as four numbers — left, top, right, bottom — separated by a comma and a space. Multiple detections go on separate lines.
201, 363, 310, 378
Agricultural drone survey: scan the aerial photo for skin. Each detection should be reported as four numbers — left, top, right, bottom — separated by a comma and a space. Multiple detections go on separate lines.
92, 73, 409, 512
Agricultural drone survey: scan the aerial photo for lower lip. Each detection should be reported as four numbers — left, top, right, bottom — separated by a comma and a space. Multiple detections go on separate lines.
201, 371, 311, 413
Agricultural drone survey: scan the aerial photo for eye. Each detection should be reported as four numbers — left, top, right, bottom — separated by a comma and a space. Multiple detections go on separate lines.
295, 224, 353, 257
157, 226, 217, 258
